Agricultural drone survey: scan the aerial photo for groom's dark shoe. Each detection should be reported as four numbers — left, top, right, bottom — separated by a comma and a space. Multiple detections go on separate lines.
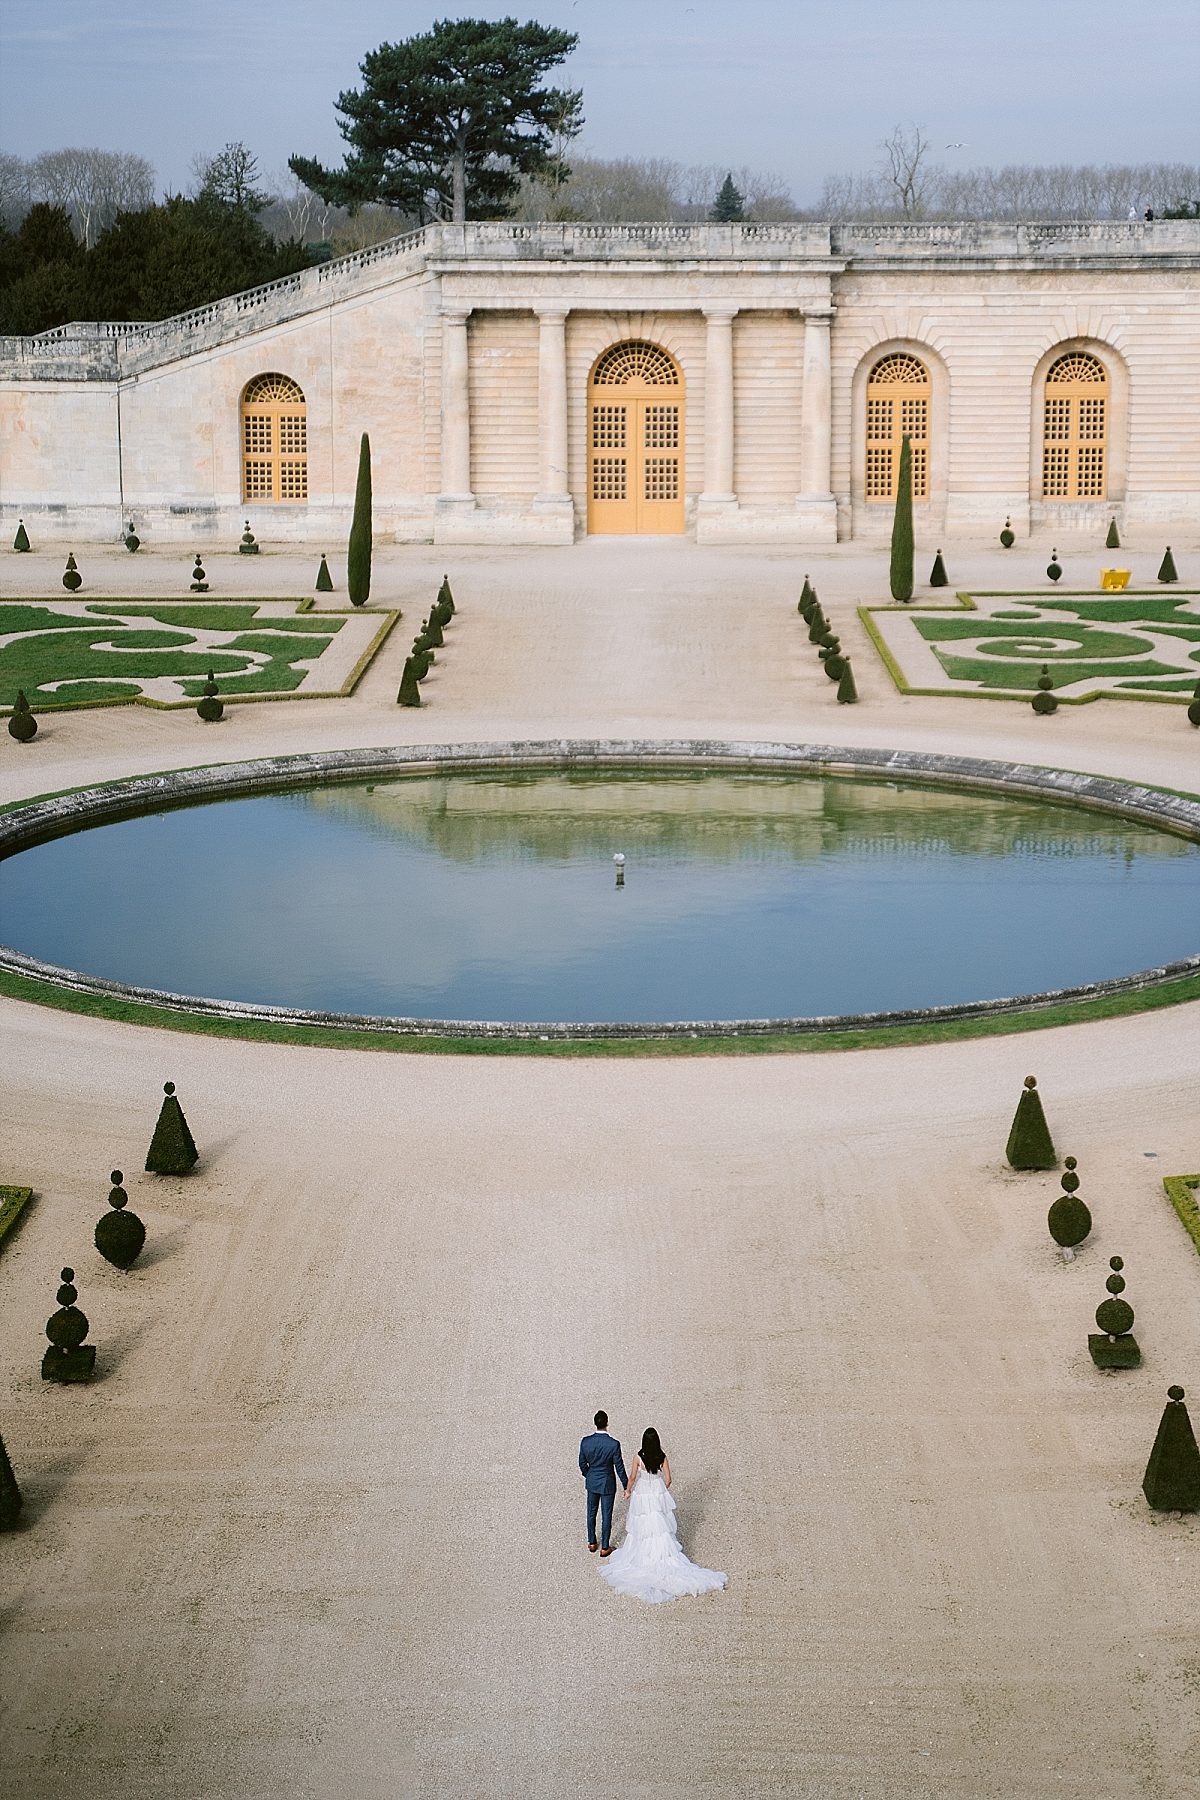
588, 1542, 598, 1552
599, 1547, 614, 1557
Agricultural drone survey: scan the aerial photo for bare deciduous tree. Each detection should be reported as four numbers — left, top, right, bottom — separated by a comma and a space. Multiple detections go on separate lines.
0, 153, 32, 230
880, 125, 933, 218
26, 148, 154, 245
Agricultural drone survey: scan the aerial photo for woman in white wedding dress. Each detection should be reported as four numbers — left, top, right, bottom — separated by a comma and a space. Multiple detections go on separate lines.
599, 1428, 726, 1605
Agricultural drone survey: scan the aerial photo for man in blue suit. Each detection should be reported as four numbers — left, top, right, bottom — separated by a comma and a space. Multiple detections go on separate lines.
579, 1409, 629, 1556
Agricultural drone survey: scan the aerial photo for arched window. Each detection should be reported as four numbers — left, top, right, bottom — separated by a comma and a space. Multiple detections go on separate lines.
865, 353, 930, 501
1042, 352, 1107, 499
587, 340, 684, 534
241, 374, 307, 503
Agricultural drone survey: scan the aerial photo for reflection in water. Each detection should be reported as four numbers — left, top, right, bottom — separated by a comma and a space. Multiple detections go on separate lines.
0, 772, 1196, 1022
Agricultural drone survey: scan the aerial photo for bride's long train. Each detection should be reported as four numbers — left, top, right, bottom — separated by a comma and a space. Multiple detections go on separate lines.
599, 1472, 726, 1605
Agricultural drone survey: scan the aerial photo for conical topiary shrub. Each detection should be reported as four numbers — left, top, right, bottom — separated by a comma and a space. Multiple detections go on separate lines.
397, 657, 423, 707
42, 1267, 96, 1382
889, 433, 914, 602
196, 671, 223, 723
94, 1170, 146, 1270
1005, 1074, 1056, 1169
190, 555, 208, 593
1000, 517, 1015, 549
315, 554, 334, 593
62, 553, 81, 592
0, 1431, 22, 1530
8, 689, 37, 742
410, 645, 433, 681
1187, 680, 1200, 729
123, 521, 141, 553
807, 607, 828, 644
836, 661, 858, 704
1143, 1386, 1200, 1513
1046, 549, 1062, 583
1088, 1255, 1140, 1369
238, 520, 259, 555
1158, 546, 1178, 584
1106, 518, 1120, 550
437, 575, 455, 619
145, 1081, 198, 1175
347, 432, 372, 606
425, 607, 444, 649
1048, 1156, 1092, 1256
1032, 665, 1058, 715
929, 549, 948, 588
799, 574, 814, 614
12, 518, 30, 553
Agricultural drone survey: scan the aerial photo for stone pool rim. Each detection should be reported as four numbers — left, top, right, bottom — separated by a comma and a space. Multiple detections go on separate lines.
3, 738, 1200, 1049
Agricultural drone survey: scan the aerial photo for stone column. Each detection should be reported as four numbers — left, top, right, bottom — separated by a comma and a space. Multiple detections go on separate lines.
535, 306, 572, 512
701, 305, 737, 507
796, 308, 837, 542
438, 305, 474, 508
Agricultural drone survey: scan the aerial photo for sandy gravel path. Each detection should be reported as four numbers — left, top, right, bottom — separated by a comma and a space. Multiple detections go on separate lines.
2, 538, 1199, 1800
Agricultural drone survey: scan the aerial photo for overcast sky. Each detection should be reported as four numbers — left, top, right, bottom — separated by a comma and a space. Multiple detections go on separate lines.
2, 0, 1197, 202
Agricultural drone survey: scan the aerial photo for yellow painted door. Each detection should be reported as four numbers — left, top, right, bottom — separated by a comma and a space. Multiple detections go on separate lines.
587, 343, 685, 534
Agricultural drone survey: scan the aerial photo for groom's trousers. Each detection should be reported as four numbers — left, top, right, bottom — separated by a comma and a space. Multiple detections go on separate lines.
587, 1486, 615, 1550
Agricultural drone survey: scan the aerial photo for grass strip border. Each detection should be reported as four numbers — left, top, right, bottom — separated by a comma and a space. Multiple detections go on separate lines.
0, 1185, 34, 1250
0, 601, 401, 714
1162, 1174, 1200, 1258
5, 739, 1200, 1055
860, 589, 1200, 707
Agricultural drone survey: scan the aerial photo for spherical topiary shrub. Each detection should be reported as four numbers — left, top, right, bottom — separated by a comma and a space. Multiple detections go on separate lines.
196, 671, 223, 724
1046, 550, 1062, 583
1048, 1156, 1092, 1254
1188, 681, 1200, 729
94, 1169, 146, 1270
1000, 518, 1015, 549
929, 549, 948, 588
145, 1081, 198, 1176
1006, 1074, 1057, 1170
8, 689, 37, 742
124, 521, 141, 553
12, 518, 30, 553
238, 520, 259, 555
0, 1431, 22, 1530
190, 556, 209, 593
1089, 1255, 1141, 1369
62, 553, 82, 592
1032, 665, 1058, 716
42, 1267, 96, 1382
1142, 1386, 1200, 1513
410, 645, 433, 681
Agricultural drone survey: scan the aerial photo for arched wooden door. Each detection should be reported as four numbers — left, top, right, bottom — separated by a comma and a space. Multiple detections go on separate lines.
587, 341, 685, 534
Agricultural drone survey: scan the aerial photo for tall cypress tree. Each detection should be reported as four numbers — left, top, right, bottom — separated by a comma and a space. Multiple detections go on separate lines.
889, 434, 914, 602
347, 434, 372, 607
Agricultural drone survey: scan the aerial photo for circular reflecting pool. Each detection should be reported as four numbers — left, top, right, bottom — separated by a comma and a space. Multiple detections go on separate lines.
2, 771, 1198, 1024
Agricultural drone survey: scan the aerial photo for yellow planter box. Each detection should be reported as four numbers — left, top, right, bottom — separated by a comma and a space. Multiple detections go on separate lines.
1100, 568, 1131, 590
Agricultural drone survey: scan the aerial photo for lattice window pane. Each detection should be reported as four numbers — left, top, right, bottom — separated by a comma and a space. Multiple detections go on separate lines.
643, 458, 679, 502
1078, 397, 1105, 441
643, 405, 679, 450
1044, 398, 1071, 441
900, 397, 927, 438
592, 340, 679, 387
1076, 445, 1105, 498
1046, 353, 1105, 385
244, 416, 272, 454
869, 353, 928, 386
279, 461, 308, 500
910, 446, 928, 500
278, 414, 307, 455
591, 458, 627, 501
1043, 445, 1070, 498
865, 446, 893, 500
591, 405, 627, 450
866, 397, 892, 441
243, 461, 274, 500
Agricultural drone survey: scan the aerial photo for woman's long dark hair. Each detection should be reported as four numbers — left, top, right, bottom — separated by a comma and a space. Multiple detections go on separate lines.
640, 1427, 665, 1474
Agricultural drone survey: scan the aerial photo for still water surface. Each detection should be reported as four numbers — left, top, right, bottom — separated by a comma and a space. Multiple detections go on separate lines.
1, 772, 1197, 1022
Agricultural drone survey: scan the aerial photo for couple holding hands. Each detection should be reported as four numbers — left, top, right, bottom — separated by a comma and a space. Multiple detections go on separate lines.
578, 1410, 726, 1606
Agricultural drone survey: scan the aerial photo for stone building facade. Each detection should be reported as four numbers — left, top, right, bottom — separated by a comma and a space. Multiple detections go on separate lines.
1, 220, 1197, 546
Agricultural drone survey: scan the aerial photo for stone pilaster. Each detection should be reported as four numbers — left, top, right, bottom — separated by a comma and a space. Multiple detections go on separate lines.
796, 309, 837, 542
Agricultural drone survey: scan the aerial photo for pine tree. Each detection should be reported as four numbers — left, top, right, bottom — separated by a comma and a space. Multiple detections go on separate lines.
145, 1081, 198, 1175
710, 174, 745, 222
889, 435, 914, 602
347, 434, 372, 606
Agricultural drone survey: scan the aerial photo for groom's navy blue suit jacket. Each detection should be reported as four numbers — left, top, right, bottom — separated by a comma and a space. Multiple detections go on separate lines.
579, 1431, 629, 1495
